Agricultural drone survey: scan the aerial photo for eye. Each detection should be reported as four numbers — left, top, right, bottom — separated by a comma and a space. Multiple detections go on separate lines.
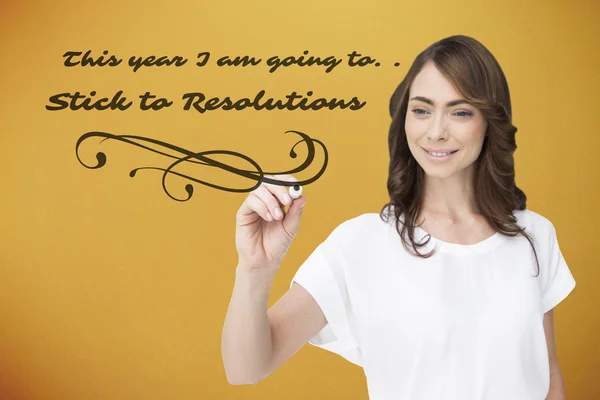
455, 110, 472, 117
411, 108, 428, 116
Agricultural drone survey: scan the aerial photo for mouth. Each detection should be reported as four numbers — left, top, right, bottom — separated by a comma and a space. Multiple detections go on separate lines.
422, 147, 459, 161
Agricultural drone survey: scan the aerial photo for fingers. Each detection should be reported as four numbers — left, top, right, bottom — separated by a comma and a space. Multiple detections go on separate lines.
256, 174, 299, 220
237, 174, 300, 223
261, 174, 299, 208
237, 191, 274, 222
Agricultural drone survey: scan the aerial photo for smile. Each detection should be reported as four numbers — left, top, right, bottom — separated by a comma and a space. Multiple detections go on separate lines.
422, 148, 458, 162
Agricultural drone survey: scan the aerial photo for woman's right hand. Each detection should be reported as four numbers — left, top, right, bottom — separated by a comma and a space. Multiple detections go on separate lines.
235, 174, 307, 271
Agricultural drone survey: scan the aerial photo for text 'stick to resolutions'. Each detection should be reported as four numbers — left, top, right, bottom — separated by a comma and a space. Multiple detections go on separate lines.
45, 90, 366, 112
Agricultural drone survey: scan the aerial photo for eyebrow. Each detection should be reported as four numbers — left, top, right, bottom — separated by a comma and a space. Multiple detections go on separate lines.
409, 96, 470, 107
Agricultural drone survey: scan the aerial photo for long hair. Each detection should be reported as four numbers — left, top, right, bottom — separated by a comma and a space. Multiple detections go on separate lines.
379, 34, 540, 277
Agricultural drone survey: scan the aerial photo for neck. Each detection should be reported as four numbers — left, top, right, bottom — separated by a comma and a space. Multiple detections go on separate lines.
421, 167, 479, 221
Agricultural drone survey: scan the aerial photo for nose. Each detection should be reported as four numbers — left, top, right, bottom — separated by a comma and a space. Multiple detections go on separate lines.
427, 113, 449, 140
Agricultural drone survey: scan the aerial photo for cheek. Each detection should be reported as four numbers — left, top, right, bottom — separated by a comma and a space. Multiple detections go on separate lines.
455, 122, 486, 146
404, 117, 423, 142
460, 124, 484, 139
404, 117, 414, 136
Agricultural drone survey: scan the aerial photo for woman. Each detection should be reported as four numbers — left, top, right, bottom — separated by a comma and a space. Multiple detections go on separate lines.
222, 35, 576, 399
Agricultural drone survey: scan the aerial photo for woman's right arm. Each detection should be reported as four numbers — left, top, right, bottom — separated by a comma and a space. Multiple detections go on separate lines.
221, 174, 326, 385
222, 266, 326, 385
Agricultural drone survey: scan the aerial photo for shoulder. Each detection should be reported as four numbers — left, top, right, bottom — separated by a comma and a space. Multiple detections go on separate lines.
513, 208, 556, 235
512, 209, 563, 253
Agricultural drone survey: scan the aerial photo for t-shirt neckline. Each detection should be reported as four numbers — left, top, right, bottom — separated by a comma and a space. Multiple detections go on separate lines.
414, 224, 507, 255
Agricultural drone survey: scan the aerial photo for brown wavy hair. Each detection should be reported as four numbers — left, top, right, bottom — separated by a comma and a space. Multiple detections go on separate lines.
379, 34, 540, 277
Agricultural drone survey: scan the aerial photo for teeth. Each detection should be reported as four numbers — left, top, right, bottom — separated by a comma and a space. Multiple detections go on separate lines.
427, 150, 453, 157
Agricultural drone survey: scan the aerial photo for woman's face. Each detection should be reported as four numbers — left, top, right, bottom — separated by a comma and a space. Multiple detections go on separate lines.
405, 61, 488, 179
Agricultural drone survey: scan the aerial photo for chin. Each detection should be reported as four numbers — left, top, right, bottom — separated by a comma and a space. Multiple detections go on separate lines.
422, 168, 456, 179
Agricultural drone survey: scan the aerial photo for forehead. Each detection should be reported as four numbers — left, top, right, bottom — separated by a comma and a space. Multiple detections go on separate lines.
409, 62, 462, 101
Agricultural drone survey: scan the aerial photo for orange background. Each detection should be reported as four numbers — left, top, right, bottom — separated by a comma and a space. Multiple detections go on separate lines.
1, 0, 598, 399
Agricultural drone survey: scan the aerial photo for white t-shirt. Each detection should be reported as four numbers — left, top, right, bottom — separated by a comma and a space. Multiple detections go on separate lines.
290, 208, 576, 400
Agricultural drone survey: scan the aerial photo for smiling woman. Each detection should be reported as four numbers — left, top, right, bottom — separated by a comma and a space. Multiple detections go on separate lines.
223, 34, 576, 400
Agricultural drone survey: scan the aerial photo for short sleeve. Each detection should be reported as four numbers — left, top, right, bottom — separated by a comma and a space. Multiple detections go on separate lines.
541, 223, 576, 314
290, 231, 362, 367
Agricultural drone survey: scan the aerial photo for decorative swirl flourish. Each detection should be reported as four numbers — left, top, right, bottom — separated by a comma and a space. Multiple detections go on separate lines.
75, 130, 328, 202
